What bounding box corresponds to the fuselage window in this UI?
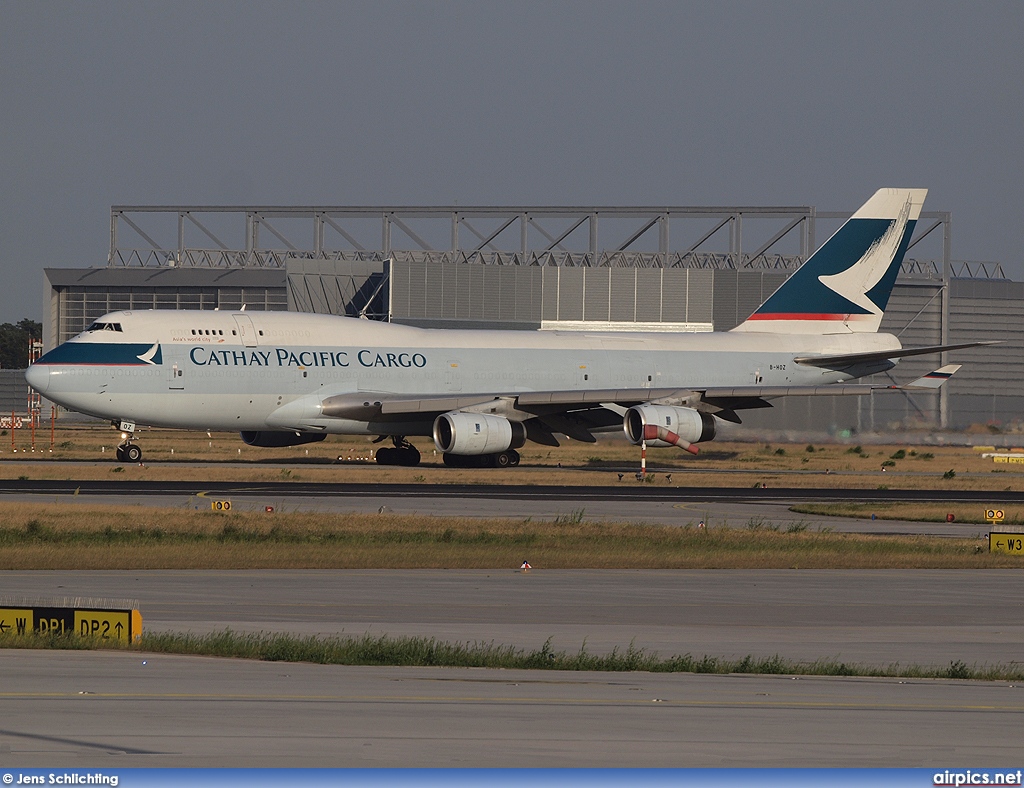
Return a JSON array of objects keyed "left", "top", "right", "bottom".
[{"left": 191, "top": 330, "right": 196, "bottom": 335}]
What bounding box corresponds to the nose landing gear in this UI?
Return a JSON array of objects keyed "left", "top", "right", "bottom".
[
  {"left": 113, "top": 420, "right": 143, "bottom": 463},
  {"left": 117, "top": 442, "right": 143, "bottom": 463}
]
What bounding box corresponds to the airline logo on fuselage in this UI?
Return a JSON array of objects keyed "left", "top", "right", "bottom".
[
  {"left": 36, "top": 342, "right": 163, "bottom": 366},
  {"left": 188, "top": 346, "right": 427, "bottom": 369}
]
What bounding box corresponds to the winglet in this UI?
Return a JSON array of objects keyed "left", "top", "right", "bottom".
[{"left": 894, "top": 364, "right": 962, "bottom": 390}]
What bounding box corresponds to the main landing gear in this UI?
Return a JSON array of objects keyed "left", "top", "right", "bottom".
[
  {"left": 374, "top": 436, "right": 422, "bottom": 467},
  {"left": 113, "top": 420, "right": 143, "bottom": 463},
  {"left": 442, "top": 449, "right": 520, "bottom": 468}
]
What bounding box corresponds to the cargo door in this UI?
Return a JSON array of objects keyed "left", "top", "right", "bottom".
[
  {"left": 168, "top": 362, "right": 185, "bottom": 391},
  {"left": 233, "top": 314, "right": 259, "bottom": 348}
]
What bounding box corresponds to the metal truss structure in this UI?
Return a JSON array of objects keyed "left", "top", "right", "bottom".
[{"left": 108, "top": 204, "right": 997, "bottom": 280}]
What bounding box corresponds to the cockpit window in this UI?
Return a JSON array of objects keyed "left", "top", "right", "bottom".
[{"left": 86, "top": 322, "right": 123, "bottom": 332}]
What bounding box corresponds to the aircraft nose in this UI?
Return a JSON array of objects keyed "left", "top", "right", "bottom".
[{"left": 25, "top": 363, "right": 50, "bottom": 394}]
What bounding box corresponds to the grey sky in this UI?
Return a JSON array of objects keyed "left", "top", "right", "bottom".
[{"left": 2, "top": 1, "right": 1022, "bottom": 321}]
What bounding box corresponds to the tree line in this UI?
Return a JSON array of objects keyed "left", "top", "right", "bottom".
[{"left": 0, "top": 319, "right": 42, "bottom": 369}]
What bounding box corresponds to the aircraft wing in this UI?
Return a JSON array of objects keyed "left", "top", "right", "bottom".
[
  {"left": 321, "top": 365, "right": 962, "bottom": 427},
  {"left": 324, "top": 387, "right": 724, "bottom": 420},
  {"left": 793, "top": 341, "right": 997, "bottom": 369},
  {"left": 321, "top": 387, "right": 695, "bottom": 419}
]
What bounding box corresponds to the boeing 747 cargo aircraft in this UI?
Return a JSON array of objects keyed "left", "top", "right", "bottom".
[{"left": 27, "top": 188, "right": 983, "bottom": 467}]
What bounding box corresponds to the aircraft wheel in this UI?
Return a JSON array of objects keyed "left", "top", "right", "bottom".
[
  {"left": 124, "top": 444, "right": 143, "bottom": 463},
  {"left": 399, "top": 447, "right": 421, "bottom": 467},
  {"left": 508, "top": 450, "right": 520, "bottom": 467},
  {"left": 115, "top": 446, "right": 126, "bottom": 462},
  {"left": 375, "top": 447, "right": 395, "bottom": 465},
  {"left": 493, "top": 451, "right": 512, "bottom": 468}
]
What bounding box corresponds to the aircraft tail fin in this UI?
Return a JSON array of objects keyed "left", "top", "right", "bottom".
[{"left": 731, "top": 188, "right": 927, "bottom": 334}]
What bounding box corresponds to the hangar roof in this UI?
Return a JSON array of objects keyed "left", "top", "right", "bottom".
[{"left": 44, "top": 267, "right": 286, "bottom": 288}]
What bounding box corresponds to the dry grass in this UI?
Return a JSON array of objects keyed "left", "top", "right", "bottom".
[
  {"left": 3, "top": 425, "right": 1024, "bottom": 491},
  {"left": 0, "top": 501, "right": 1014, "bottom": 570},
  {"left": 792, "top": 501, "right": 1024, "bottom": 525}
]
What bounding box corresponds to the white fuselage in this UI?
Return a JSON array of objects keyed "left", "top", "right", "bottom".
[{"left": 28, "top": 310, "right": 901, "bottom": 434}]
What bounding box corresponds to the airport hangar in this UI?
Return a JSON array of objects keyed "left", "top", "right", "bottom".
[{"left": 33, "top": 202, "right": 1024, "bottom": 436}]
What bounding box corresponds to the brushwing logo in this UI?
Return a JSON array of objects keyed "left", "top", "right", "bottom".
[
  {"left": 817, "top": 193, "right": 913, "bottom": 319},
  {"left": 136, "top": 343, "right": 162, "bottom": 365}
]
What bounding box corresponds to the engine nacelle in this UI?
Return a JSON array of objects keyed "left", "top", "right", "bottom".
[
  {"left": 623, "top": 405, "right": 716, "bottom": 454},
  {"left": 433, "top": 411, "right": 526, "bottom": 455},
  {"left": 240, "top": 431, "right": 327, "bottom": 448}
]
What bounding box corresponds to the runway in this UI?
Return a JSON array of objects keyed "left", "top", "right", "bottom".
[
  {"left": 5, "top": 478, "right": 1024, "bottom": 503},
  {"left": 4, "top": 651, "right": 1023, "bottom": 767},
  {"left": 0, "top": 479, "right": 1012, "bottom": 536},
  {"left": 3, "top": 480, "right": 1022, "bottom": 766},
  {"left": 4, "top": 569, "right": 1023, "bottom": 663},
  {"left": 2, "top": 570, "right": 1023, "bottom": 766}
]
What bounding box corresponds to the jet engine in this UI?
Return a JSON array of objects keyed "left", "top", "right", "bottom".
[
  {"left": 240, "top": 431, "right": 327, "bottom": 448},
  {"left": 623, "top": 405, "right": 716, "bottom": 454},
  {"left": 433, "top": 411, "right": 526, "bottom": 455}
]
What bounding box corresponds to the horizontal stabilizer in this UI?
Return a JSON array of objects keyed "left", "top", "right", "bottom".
[
  {"left": 794, "top": 341, "right": 998, "bottom": 369},
  {"left": 892, "top": 364, "right": 962, "bottom": 390}
]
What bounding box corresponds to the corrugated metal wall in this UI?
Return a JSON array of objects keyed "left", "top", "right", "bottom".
[
  {"left": 0, "top": 370, "right": 27, "bottom": 413},
  {"left": 947, "top": 279, "right": 1024, "bottom": 426},
  {"left": 385, "top": 260, "right": 740, "bottom": 327},
  {"left": 289, "top": 257, "right": 1020, "bottom": 431}
]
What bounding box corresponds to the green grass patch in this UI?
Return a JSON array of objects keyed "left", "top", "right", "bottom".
[{"left": 3, "top": 629, "right": 1020, "bottom": 681}]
